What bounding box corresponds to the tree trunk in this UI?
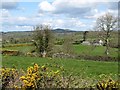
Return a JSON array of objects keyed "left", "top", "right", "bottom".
[
  {"left": 105, "top": 38, "right": 109, "bottom": 55},
  {"left": 42, "top": 51, "right": 46, "bottom": 58}
]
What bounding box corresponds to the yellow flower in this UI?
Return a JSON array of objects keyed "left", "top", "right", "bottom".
[
  {"left": 54, "top": 70, "right": 60, "bottom": 75},
  {"left": 20, "top": 76, "right": 26, "bottom": 80},
  {"left": 23, "top": 80, "right": 29, "bottom": 84},
  {"left": 41, "top": 65, "right": 45, "bottom": 69},
  {"left": 31, "top": 76, "right": 35, "bottom": 81},
  {"left": 26, "top": 76, "right": 31, "bottom": 80},
  {"left": 27, "top": 82, "right": 33, "bottom": 87},
  {"left": 34, "top": 64, "right": 39, "bottom": 72},
  {"left": 27, "top": 67, "right": 33, "bottom": 74},
  {"left": 32, "top": 73, "right": 37, "bottom": 78},
  {"left": 104, "top": 83, "right": 107, "bottom": 88}
]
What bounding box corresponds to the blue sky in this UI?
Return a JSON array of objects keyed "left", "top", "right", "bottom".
[{"left": 1, "top": 0, "right": 118, "bottom": 32}]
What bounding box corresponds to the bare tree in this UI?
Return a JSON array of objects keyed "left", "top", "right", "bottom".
[{"left": 95, "top": 12, "right": 117, "bottom": 55}]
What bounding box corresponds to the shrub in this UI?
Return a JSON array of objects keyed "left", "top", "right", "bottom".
[
  {"left": 0, "top": 67, "right": 19, "bottom": 88},
  {"left": 1, "top": 64, "right": 119, "bottom": 89},
  {"left": 20, "top": 64, "right": 40, "bottom": 88},
  {"left": 97, "top": 79, "right": 120, "bottom": 90}
]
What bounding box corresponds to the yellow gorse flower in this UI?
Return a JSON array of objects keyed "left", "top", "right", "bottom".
[
  {"left": 27, "top": 67, "right": 33, "bottom": 74},
  {"left": 1, "top": 64, "right": 119, "bottom": 89},
  {"left": 20, "top": 76, "right": 26, "bottom": 80},
  {"left": 97, "top": 79, "right": 120, "bottom": 89},
  {"left": 34, "top": 64, "right": 39, "bottom": 72},
  {"left": 20, "top": 64, "right": 40, "bottom": 88}
]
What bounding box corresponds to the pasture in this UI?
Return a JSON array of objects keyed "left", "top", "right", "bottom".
[
  {"left": 2, "top": 55, "right": 118, "bottom": 79},
  {"left": 2, "top": 41, "right": 118, "bottom": 79},
  {"left": 2, "top": 44, "right": 118, "bottom": 58}
]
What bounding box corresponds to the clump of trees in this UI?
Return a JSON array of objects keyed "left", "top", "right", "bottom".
[
  {"left": 33, "top": 25, "right": 54, "bottom": 57},
  {"left": 95, "top": 12, "right": 117, "bottom": 55}
]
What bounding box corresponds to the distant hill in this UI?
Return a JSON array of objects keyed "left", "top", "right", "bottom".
[
  {"left": 2, "top": 28, "right": 80, "bottom": 40},
  {"left": 2, "top": 28, "right": 79, "bottom": 35},
  {"left": 53, "top": 28, "right": 78, "bottom": 33}
]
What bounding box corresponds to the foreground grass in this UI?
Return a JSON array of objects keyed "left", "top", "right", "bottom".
[{"left": 2, "top": 55, "right": 118, "bottom": 78}]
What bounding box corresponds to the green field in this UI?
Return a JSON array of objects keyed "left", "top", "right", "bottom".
[
  {"left": 2, "top": 43, "right": 118, "bottom": 80},
  {"left": 2, "top": 55, "right": 118, "bottom": 78},
  {"left": 2, "top": 44, "right": 118, "bottom": 57},
  {"left": 73, "top": 45, "right": 118, "bottom": 57}
]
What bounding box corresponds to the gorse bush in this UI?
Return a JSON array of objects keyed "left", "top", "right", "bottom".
[
  {"left": 0, "top": 67, "right": 20, "bottom": 88},
  {"left": 0, "top": 64, "right": 119, "bottom": 89},
  {"left": 97, "top": 79, "right": 119, "bottom": 90},
  {"left": 20, "top": 64, "right": 40, "bottom": 88}
]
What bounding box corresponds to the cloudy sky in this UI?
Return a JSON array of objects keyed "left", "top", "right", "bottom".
[{"left": 1, "top": 0, "right": 119, "bottom": 32}]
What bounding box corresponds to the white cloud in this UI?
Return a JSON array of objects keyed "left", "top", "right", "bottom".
[
  {"left": 1, "top": 9, "right": 10, "bottom": 17},
  {"left": 38, "top": 0, "right": 95, "bottom": 17},
  {"left": 1, "top": 0, "right": 18, "bottom": 2},
  {"left": 39, "top": 1, "right": 55, "bottom": 12},
  {"left": 17, "top": 16, "right": 28, "bottom": 21},
  {"left": 2, "top": 13, "right": 86, "bottom": 31},
  {"left": 107, "top": 9, "right": 118, "bottom": 16},
  {"left": 85, "top": 9, "right": 118, "bottom": 19},
  {"left": 2, "top": 0, "right": 119, "bottom": 31},
  {"left": 2, "top": 24, "right": 33, "bottom": 31},
  {"left": 53, "top": 0, "right": 96, "bottom": 8},
  {"left": 15, "top": 25, "right": 32, "bottom": 30},
  {"left": 38, "top": 0, "right": 118, "bottom": 18},
  {"left": 2, "top": 16, "right": 31, "bottom": 27},
  {"left": 50, "top": 18, "right": 86, "bottom": 30},
  {"left": 2, "top": 0, "right": 118, "bottom": 2},
  {"left": 108, "top": 2, "right": 118, "bottom": 10}
]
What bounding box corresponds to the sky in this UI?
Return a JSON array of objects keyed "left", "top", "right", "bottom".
[{"left": 0, "top": 0, "right": 119, "bottom": 32}]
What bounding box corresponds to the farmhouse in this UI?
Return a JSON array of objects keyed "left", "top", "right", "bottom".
[
  {"left": 92, "top": 40, "right": 103, "bottom": 46},
  {"left": 81, "top": 41, "right": 91, "bottom": 45}
]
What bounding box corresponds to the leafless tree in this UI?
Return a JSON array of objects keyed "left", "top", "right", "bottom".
[{"left": 95, "top": 12, "right": 117, "bottom": 55}]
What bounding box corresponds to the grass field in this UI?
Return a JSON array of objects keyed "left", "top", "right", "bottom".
[
  {"left": 2, "top": 44, "right": 118, "bottom": 57},
  {"left": 2, "top": 55, "right": 118, "bottom": 79},
  {"left": 73, "top": 45, "right": 118, "bottom": 57},
  {"left": 2, "top": 44, "right": 118, "bottom": 80}
]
